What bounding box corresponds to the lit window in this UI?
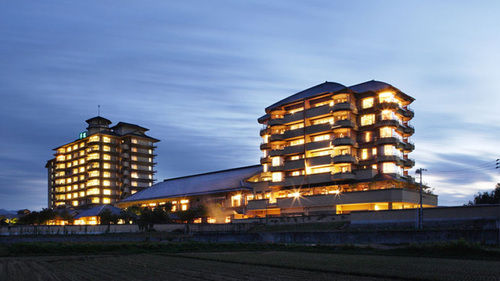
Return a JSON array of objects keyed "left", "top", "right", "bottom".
[
  {"left": 87, "top": 188, "right": 100, "bottom": 195},
  {"left": 103, "top": 137, "right": 111, "bottom": 143},
  {"left": 92, "top": 197, "right": 100, "bottom": 204},
  {"left": 87, "top": 179, "right": 100, "bottom": 187},
  {"left": 311, "top": 167, "right": 331, "bottom": 174},
  {"left": 131, "top": 138, "right": 138, "bottom": 144},
  {"left": 131, "top": 156, "right": 137, "bottom": 161},
  {"left": 231, "top": 194, "right": 242, "bottom": 207},
  {"left": 79, "top": 159, "right": 85, "bottom": 164},
  {"left": 381, "top": 110, "right": 394, "bottom": 120},
  {"left": 290, "top": 155, "right": 301, "bottom": 161},
  {"left": 131, "top": 181, "right": 138, "bottom": 187},
  {"left": 103, "top": 145, "right": 110, "bottom": 152},
  {"left": 207, "top": 217, "right": 216, "bottom": 224},
  {"left": 311, "top": 150, "right": 329, "bottom": 157},
  {"left": 288, "top": 107, "right": 304, "bottom": 114},
  {"left": 384, "top": 145, "right": 394, "bottom": 156},
  {"left": 88, "top": 153, "right": 99, "bottom": 160},
  {"left": 79, "top": 191, "right": 85, "bottom": 197},
  {"left": 131, "top": 164, "right": 138, "bottom": 169},
  {"left": 132, "top": 147, "right": 137, "bottom": 152},
  {"left": 289, "top": 123, "right": 304, "bottom": 130},
  {"left": 89, "top": 136, "right": 99, "bottom": 142},
  {"left": 380, "top": 127, "right": 392, "bottom": 138},
  {"left": 103, "top": 198, "right": 111, "bottom": 204},
  {"left": 313, "top": 134, "right": 330, "bottom": 142},
  {"left": 290, "top": 139, "right": 304, "bottom": 146},
  {"left": 291, "top": 170, "right": 304, "bottom": 176},
  {"left": 103, "top": 180, "right": 110, "bottom": 186},
  {"left": 362, "top": 97, "right": 374, "bottom": 109},
  {"left": 103, "top": 172, "right": 110, "bottom": 178},
  {"left": 365, "top": 132, "right": 372, "bottom": 142},
  {"left": 271, "top": 157, "right": 282, "bottom": 167},
  {"left": 103, "top": 154, "right": 111, "bottom": 161},
  {"left": 103, "top": 163, "right": 110, "bottom": 169},
  {"left": 379, "top": 92, "right": 394, "bottom": 103},
  {"left": 372, "top": 148, "right": 377, "bottom": 156},
  {"left": 89, "top": 171, "right": 100, "bottom": 177},
  {"left": 272, "top": 172, "right": 283, "bottom": 182},
  {"left": 360, "top": 114, "right": 375, "bottom": 126},
  {"left": 131, "top": 190, "right": 137, "bottom": 194},
  {"left": 57, "top": 148, "right": 66, "bottom": 154},
  {"left": 361, "top": 149, "right": 368, "bottom": 160},
  {"left": 131, "top": 172, "right": 138, "bottom": 178},
  {"left": 312, "top": 117, "right": 334, "bottom": 125},
  {"left": 72, "top": 201, "right": 78, "bottom": 206}
]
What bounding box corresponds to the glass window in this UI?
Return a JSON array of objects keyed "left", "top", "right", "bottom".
[
  {"left": 362, "top": 97, "right": 374, "bottom": 109},
  {"left": 380, "top": 127, "right": 392, "bottom": 138},
  {"left": 272, "top": 172, "right": 283, "bottom": 182},
  {"left": 360, "top": 114, "right": 375, "bottom": 126}
]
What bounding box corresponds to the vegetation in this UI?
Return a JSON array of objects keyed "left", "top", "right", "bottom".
[
  {"left": 1, "top": 242, "right": 500, "bottom": 281},
  {"left": 468, "top": 183, "right": 500, "bottom": 205}
]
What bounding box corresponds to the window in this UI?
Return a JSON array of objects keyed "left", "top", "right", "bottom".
[
  {"left": 312, "top": 117, "right": 334, "bottom": 125},
  {"left": 380, "top": 127, "right": 392, "bottom": 138},
  {"left": 310, "top": 150, "right": 329, "bottom": 157},
  {"left": 291, "top": 170, "right": 304, "bottom": 176},
  {"left": 289, "top": 123, "right": 304, "bottom": 130},
  {"left": 132, "top": 147, "right": 137, "bottom": 152},
  {"left": 290, "top": 155, "right": 302, "bottom": 161},
  {"left": 87, "top": 188, "right": 100, "bottom": 195},
  {"left": 372, "top": 148, "right": 377, "bottom": 156},
  {"left": 131, "top": 138, "right": 138, "bottom": 144},
  {"left": 89, "top": 171, "right": 99, "bottom": 177},
  {"left": 311, "top": 167, "right": 331, "bottom": 174},
  {"left": 91, "top": 197, "right": 100, "bottom": 204},
  {"left": 79, "top": 159, "right": 85, "bottom": 164},
  {"left": 103, "top": 180, "right": 110, "bottom": 186},
  {"left": 231, "top": 195, "right": 242, "bottom": 207},
  {"left": 365, "top": 131, "right": 372, "bottom": 142},
  {"left": 88, "top": 153, "right": 99, "bottom": 160},
  {"left": 131, "top": 172, "right": 138, "bottom": 178},
  {"left": 290, "top": 139, "right": 304, "bottom": 146},
  {"left": 103, "top": 198, "right": 111, "bottom": 204},
  {"left": 103, "top": 145, "right": 110, "bottom": 152},
  {"left": 360, "top": 114, "right": 375, "bottom": 126},
  {"left": 272, "top": 172, "right": 283, "bottom": 182},
  {"left": 288, "top": 107, "right": 304, "bottom": 114},
  {"left": 361, "top": 149, "right": 368, "bottom": 160},
  {"left": 180, "top": 199, "right": 189, "bottom": 211},
  {"left": 384, "top": 145, "right": 394, "bottom": 156},
  {"left": 313, "top": 134, "right": 330, "bottom": 142},
  {"left": 362, "top": 97, "right": 374, "bottom": 109},
  {"left": 89, "top": 135, "right": 99, "bottom": 142},
  {"left": 381, "top": 110, "right": 394, "bottom": 120},
  {"left": 103, "top": 154, "right": 111, "bottom": 161},
  {"left": 103, "top": 136, "right": 111, "bottom": 143},
  {"left": 103, "top": 172, "right": 110, "bottom": 178},
  {"left": 379, "top": 92, "right": 395, "bottom": 103}
]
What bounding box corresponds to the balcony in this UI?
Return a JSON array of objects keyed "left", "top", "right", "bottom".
[
  {"left": 332, "top": 137, "right": 357, "bottom": 147},
  {"left": 375, "top": 137, "right": 400, "bottom": 146},
  {"left": 376, "top": 155, "right": 400, "bottom": 163},
  {"left": 284, "top": 159, "right": 305, "bottom": 170},
  {"left": 306, "top": 140, "right": 330, "bottom": 151},
  {"left": 269, "top": 134, "right": 285, "bottom": 142},
  {"left": 260, "top": 157, "right": 272, "bottom": 165},
  {"left": 283, "top": 128, "right": 304, "bottom": 140},
  {"left": 268, "top": 149, "right": 284, "bottom": 157},
  {"left": 402, "top": 108, "right": 414, "bottom": 118},
  {"left": 333, "top": 119, "right": 356, "bottom": 129},
  {"left": 268, "top": 118, "right": 284, "bottom": 126},
  {"left": 246, "top": 199, "right": 270, "bottom": 210},
  {"left": 269, "top": 165, "right": 284, "bottom": 172},
  {"left": 402, "top": 142, "right": 415, "bottom": 151},
  {"left": 355, "top": 169, "right": 378, "bottom": 181},
  {"left": 307, "top": 173, "right": 332, "bottom": 184},
  {"left": 403, "top": 124, "right": 415, "bottom": 134},
  {"left": 305, "top": 104, "right": 330, "bottom": 119},
  {"left": 283, "top": 112, "right": 304, "bottom": 124},
  {"left": 284, "top": 176, "right": 306, "bottom": 187},
  {"left": 283, "top": 145, "right": 304, "bottom": 155},
  {"left": 403, "top": 157, "right": 415, "bottom": 167},
  {"left": 332, "top": 102, "right": 357, "bottom": 114},
  {"left": 332, "top": 172, "right": 356, "bottom": 181},
  {"left": 332, "top": 154, "right": 358, "bottom": 164},
  {"left": 260, "top": 143, "right": 271, "bottom": 150},
  {"left": 305, "top": 123, "right": 332, "bottom": 135},
  {"left": 306, "top": 155, "right": 331, "bottom": 167},
  {"left": 375, "top": 119, "right": 400, "bottom": 128},
  {"left": 260, "top": 127, "right": 271, "bottom": 136}
]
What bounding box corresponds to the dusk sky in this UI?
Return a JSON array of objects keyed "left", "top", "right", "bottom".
[{"left": 1, "top": 1, "right": 499, "bottom": 211}]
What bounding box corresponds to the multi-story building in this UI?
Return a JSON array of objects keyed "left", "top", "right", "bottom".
[
  {"left": 46, "top": 116, "right": 159, "bottom": 209},
  {"left": 245, "top": 80, "right": 436, "bottom": 216},
  {"left": 118, "top": 80, "right": 437, "bottom": 221}
]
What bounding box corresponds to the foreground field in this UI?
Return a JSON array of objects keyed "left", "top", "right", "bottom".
[{"left": 1, "top": 251, "right": 500, "bottom": 281}]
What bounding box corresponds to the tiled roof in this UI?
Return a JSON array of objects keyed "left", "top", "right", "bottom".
[
  {"left": 74, "top": 204, "right": 122, "bottom": 219},
  {"left": 265, "top": 82, "right": 346, "bottom": 112},
  {"left": 120, "top": 165, "right": 262, "bottom": 203}
]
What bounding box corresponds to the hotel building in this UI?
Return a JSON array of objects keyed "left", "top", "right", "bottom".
[
  {"left": 245, "top": 80, "right": 436, "bottom": 216},
  {"left": 118, "top": 80, "right": 437, "bottom": 222},
  {"left": 46, "top": 116, "right": 159, "bottom": 209}
]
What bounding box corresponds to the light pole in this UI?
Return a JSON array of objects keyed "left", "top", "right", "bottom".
[{"left": 415, "top": 168, "right": 427, "bottom": 229}]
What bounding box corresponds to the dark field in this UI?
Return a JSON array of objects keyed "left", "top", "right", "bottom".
[{"left": 2, "top": 251, "right": 500, "bottom": 281}]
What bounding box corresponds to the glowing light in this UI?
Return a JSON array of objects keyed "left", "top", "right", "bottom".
[{"left": 292, "top": 192, "right": 300, "bottom": 198}]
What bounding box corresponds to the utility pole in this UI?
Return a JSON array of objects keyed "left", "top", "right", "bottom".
[{"left": 415, "top": 168, "right": 427, "bottom": 229}]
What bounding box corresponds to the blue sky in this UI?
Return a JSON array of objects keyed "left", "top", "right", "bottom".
[{"left": 1, "top": 1, "right": 499, "bottom": 210}]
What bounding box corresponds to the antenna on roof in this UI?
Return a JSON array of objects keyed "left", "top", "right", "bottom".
[{"left": 98, "top": 105, "right": 101, "bottom": 117}]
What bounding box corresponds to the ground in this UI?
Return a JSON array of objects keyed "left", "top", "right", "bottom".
[{"left": 1, "top": 251, "right": 500, "bottom": 281}]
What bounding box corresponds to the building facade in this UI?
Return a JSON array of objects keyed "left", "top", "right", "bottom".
[
  {"left": 245, "top": 80, "right": 436, "bottom": 216},
  {"left": 47, "top": 116, "right": 159, "bottom": 209},
  {"left": 116, "top": 80, "right": 437, "bottom": 222}
]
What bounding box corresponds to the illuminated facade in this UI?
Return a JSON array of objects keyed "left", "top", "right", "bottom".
[
  {"left": 46, "top": 116, "right": 159, "bottom": 209},
  {"left": 246, "top": 80, "right": 437, "bottom": 216}
]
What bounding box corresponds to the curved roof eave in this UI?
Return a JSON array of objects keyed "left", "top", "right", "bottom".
[
  {"left": 349, "top": 80, "right": 415, "bottom": 102},
  {"left": 265, "top": 82, "right": 347, "bottom": 113}
]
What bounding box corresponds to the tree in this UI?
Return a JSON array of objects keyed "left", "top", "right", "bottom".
[
  {"left": 468, "top": 183, "right": 500, "bottom": 205},
  {"left": 99, "top": 209, "right": 120, "bottom": 225}
]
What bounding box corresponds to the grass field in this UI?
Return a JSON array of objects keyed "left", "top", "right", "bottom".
[{"left": 1, "top": 241, "right": 500, "bottom": 280}]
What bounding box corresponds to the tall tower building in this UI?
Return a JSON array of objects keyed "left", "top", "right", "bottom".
[
  {"left": 46, "top": 116, "right": 159, "bottom": 209},
  {"left": 252, "top": 80, "right": 429, "bottom": 215}
]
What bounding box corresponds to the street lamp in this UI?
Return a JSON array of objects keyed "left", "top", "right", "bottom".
[{"left": 415, "top": 168, "right": 427, "bottom": 229}]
